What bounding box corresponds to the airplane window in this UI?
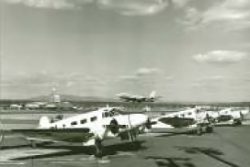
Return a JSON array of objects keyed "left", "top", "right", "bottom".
[
  {"left": 80, "top": 119, "right": 87, "bottom": 124},
  {"left": 71, "top": 121, "right": 77, "bottom": 126},
  {"left": 91, "top": 116, "right": 97, "bottom": 122},
  {"left": 188, "top": 112, "right": 192, "bottom": 115}
]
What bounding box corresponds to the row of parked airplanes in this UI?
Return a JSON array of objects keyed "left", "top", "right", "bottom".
[{"left": 0, "top": 91, "right": 249, "bottom": 157}]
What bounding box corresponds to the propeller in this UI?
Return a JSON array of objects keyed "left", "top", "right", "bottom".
[
  {"left": 145, "top": 118, "right": 156, "bottom": 129},
  {"left": 205, "top": 113, "right": 215, "bottom": 124},
  {"left": 240, "top": 111, "right": 244, "bottom": 121},
  {"left": 109, "top": 119, "right": 119, "bottom": 134}
]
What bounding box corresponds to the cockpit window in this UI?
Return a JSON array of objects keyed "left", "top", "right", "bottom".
[
  {"left": 105, "top": 112, "right": 110, "bottom": 117},
  {"left": 110, "top": 108, "right": 121, "bottom": 116},
  {"left": 102, "top": 112, "right": 110, "bottom": 118},
  {"left": 102, "top": 108, "right": 122, "bottom": 118}
]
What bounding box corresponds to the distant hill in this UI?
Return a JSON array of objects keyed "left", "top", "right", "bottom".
[{"left": 29, "top": 94, "right": 118, "bottom": 102}]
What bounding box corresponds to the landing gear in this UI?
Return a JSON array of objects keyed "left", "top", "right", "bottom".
[
  {"left": 128, "top": 130, "right": 137, "bottom": 142},
  {"left": 205, "top": 125, "right": 214, "bottom": 133},
  {"left": 196, "top": 125, "right": 202, "bottom": 136},
  {"left": 195, "top": 124, "right": 214, "bottom": 135},
  {"left": 94, "top": 138, "right": 103, "bottom": 158},
  {"left": 30, "top": 140, "right": 37, "bottom": 148},
  {"left": 0, "top": 131, "right": 4, "bottom": 149},
  {"left": 0, "top": 121, "right": 4, "bottom": 149},
  {"left": 233, "top": 119, "right": 242, "bottom": 126}
]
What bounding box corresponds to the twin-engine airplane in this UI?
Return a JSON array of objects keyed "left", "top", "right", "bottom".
[
  {"left": 201, "top": 107, "right": 249, "bottom": 126},
  {"left": 0, "top": 106, "right": 218, "bottom": 158},
  {"left": 149, "top": 107, "right": 214, "bottom": 135},
  {"left": 117, "top": 91, "right": 160, "bottom": 103},
  {"left": 0, "top": 106, "right": 150, "bottom": 157}
]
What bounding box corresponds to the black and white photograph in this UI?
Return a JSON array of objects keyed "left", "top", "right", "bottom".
[{"left": 0, "top": 0, "right": 250, "bottom": 166}]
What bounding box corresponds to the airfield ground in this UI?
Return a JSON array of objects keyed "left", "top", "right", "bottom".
[{"left": 0, "top": 112, "right": 250, "bottom": 167}]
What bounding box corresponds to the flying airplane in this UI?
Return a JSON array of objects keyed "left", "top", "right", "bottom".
[
  {"left": 0, "top": 106, "right": 150, "bottom": 157},
  {"left": 117, "top": 91, "right": 159, "bottom": 103},
  {"left": 148, "top": 107, "right": 214, "bottom": 135}
]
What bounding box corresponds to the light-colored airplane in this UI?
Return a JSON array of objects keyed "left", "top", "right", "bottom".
[
  {"left": 0, "top": 106, "right": 150, "bottom": 157},
  {"left": 148, "top": 107, "right": 214, "bottom": 135},
  {"left": 117, "top": 91, "right": 159, "bottom": 103},
  {"left": 203, "top": 107, "right": 250, "bottom": 126}
]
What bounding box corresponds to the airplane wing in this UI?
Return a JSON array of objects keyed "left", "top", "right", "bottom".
[{"left": 4, "top": 128, "right": 93, "bottom": 143}]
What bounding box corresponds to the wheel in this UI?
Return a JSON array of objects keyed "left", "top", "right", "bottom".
[
  {"left": 233, "top": 120, "right": 242, "bottom": 126},
  {"left": 30, "top": 140, "right": 37, "bottom": 148},
  {"left": 205, "top": 125, "right": 214, "bottom": 133},
  {"left": 94, "top": 138, "right": 103, "bottom": 158},
  {"left": 196, "top": 125, "right": 202, "bottom": 136}
]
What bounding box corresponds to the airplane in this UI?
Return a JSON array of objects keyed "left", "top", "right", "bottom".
[
  {"left": 0, "top": 106, "right": 150, "bottom": 157},
  {"left": 148, "top": 107, "right": 214, "bottom": 135},
  {"left": 25, "top": 102, "right": 46, "bottom": 109},
  {"left": 117, "top": 91, "right": 160, "bottom": 103},
  {"left": 203, "top": 107, "right": 250, "bottom": 126}
]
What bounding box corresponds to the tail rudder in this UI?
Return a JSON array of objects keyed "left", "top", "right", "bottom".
[{"left": 149, "top": 91, "right": 156, "bottom": 99}]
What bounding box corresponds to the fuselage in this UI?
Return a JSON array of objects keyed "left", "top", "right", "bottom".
[
  {"left": 39, "top": 107, "right": 148, "bottom": 139},
  {"left": 151, "top": 108, "right": 200, "bottom": 129}
]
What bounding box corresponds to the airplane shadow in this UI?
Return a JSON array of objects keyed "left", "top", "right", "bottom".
[
  {"left": 0, "top": 141, "right": 54, "bottom": 150},
  {"left": 145, "top": 146, "right": 240, "bottom": 167},
  {"left": 145, "top": 156, "right": 196, "bottom": 167},
  {"left": 154, "top": 132, "right": 199, "bottom": 138},
  {"left": 10, "top": 140, "right": 147, "bottom": 161},
  {"left": 176, "top": 146, "right": 239, "bottom": 167}
]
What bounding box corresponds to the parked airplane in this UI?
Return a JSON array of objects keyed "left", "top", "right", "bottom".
[
  {"left": 0, "top": 106, "right": 150, "bottom": 157},
  {"left": 117, "top": 91, "right": 159, "bottom": 103},
  {"left": 203, "top": 107, "right": 249, "bottom": 126},
  {"left": 148, "top": 107, "right": 214, "bottom": 135}
]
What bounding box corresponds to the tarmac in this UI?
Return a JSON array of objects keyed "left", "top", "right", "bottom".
[{"left": 0, "top": 125, "right": 250, "bottom": 167}]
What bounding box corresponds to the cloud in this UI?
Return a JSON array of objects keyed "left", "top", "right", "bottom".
[
  {"left": 1, "top": 72, "right": 106, "bottom": 89},
  {"left": 180, "top": 0, "right": 250, "bottom": 31},
  {"left": 170, "top": 0, "right": 194, "bottom": 8},
  {"left": 119, "top": 68, "right": 162, "bottom": 81},
  {"left": 197, "top": 75, "right": 227, "bottom": 83},
  {"left": 3, "top": 0, "right": 169, "bottom": 15},
  {"left": 193, "top": 50, "right": 247, "bottom": 64},
  {"left": 3, "top": 0, "right": 195, "bottom": 16},
  {"left": 135, "top": 67, "right": 161, "bottom": 75},
  {"left": 1, "top": 72, "right": 111, "bottom": 98},
  {"left": 97, "top": 0, "right": 168, "bottom": 16},
  {"left": 118, "top": 75, "right": 138, "bottom": 81},
  {"left": 2, "top": 0, "right": 79, "bottom": 9}
]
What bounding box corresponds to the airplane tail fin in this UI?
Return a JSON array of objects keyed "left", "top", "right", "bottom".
[
  {"left": 149, "top": 91, "right": 156, "bottom": 99},
  {"left": 39, "top": 116, "right": 51, "bottom": 129}
]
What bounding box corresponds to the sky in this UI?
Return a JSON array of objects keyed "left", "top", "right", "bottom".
[{"left": 0, "top": 0, "right": 250, "bottom": 102}]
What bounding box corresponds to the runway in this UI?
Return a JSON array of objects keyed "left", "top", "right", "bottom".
[{"left": 1, "top": 126, "right": 250, "bottom": 167}]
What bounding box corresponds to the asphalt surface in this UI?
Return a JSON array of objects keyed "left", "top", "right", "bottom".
[{"left": 0, "top": 125, "right": 250, "bottom": 167}]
